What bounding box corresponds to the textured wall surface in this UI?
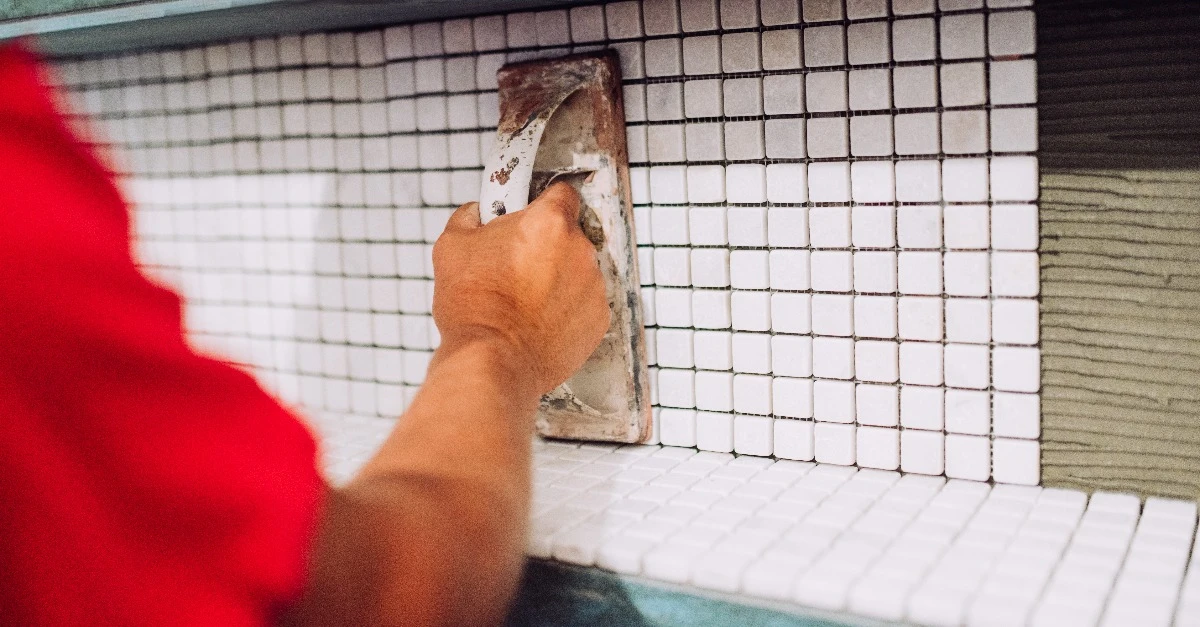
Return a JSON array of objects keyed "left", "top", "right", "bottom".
[{"left": 1038, "top": 0, "right": 1200, "bottom": 500}]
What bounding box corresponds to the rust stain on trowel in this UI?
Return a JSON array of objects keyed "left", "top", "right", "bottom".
[
  {"left": 490, "top": 51, "right": 651, "bottom": 444},
  {"left": 490, "top": 156, "right": 520, "bottom": 185}
]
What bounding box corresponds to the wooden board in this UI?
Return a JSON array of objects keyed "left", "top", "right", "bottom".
[{"left": 1039, "top": 0, "right": 1200, "bottom": 499}]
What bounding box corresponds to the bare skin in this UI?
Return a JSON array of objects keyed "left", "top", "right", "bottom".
[{"left": 282, "top": 182, "right": 609, "bottom": 627}]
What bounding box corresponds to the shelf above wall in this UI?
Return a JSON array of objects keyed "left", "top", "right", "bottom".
[{"left": 0, "top": 0, "right": 588, "bottom": 57}]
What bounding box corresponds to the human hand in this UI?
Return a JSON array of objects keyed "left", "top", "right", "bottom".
[{"left": 431, "top": 182, "right": 610, "bottom": 396}]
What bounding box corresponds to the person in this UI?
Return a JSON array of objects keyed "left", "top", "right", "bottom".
[{"left": 0, "top": 42, "right": 610, "bottom": 625}]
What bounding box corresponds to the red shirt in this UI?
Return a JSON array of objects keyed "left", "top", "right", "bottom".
[{"left": 0, "top": 44, "right": 324, "bottom": 625}]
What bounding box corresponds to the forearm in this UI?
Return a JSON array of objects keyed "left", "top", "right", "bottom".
[{"left": 285, "top": 340, "right": 541, "bottom": 627}]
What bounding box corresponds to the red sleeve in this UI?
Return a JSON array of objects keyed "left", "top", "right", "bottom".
[{"left": 0, "top": 44, "right": 325, "bottom": 626}]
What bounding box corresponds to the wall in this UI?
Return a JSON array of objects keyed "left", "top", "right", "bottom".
[
  {"left": 1038, "top": 0, "right": 1200, "bottom": 500},
  {"left": 52, "top": 0, "right": 1041, "bottom": 484}
]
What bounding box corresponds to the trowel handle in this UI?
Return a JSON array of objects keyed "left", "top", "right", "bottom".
[{"left": 478, "top": 84, "right": 584, "bottom": 225}]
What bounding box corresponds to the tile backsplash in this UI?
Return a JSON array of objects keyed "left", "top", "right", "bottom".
[{"left": 54, "top": 0, "right": 1040, "bottom": 483}]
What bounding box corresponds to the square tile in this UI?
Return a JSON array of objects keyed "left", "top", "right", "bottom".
[
  {"left": 643, "top": 0, "right": 682, "bottom": 35},
  {"left": 852, "top": 206, "right": 896, "bottom": 248},
  {"left": 941, "top": 61, "right": 986, "bottom": 106},
  {"left": 774, "top": 378, "right": 815, "bottom": 420},
  {"left": 893, "top": 18, "right": 936, "bottom": 62},
  {"left": 805, "top": 25, "right": 846, "bottom": 67},
  {"left": 684, "top": 79, "right": 724, "bottom": 117},
  {"left": 812, "top": 294, "right": 854, "bottom": 337},
  {"left": 942, "top": 111, "right": 989, "bottom": 155},
  {"left": 806, "top": 71, "right": 848, "bottom": 112},
  {"left": 774, "top": 420, "right": 815, "bottom": 460},
  {"left": 807, "top": 118, "right": 849, "bottom": 159},
  {"left": 900, "top": 385, "right": 944, "bottom": 430},
  {"left": 892, "top": 65, "right": 938, "bottom": 108},
  {"left": 696, "top": 410, "right": 735, "bottom": 451},
  {"left": 771, "top": 292, "right": 812, "bottom": 334},
  {"left": 772, "top": 335, "right": 813, "bottom": 377},
  {"left": 696, "top": 371, "right": 734, "bottom": 411},
  {"left": 989, "top": 10, "right": 1036, "bottom": 56},
  {"left": 645, "top": 38, "right": 684, "bottom": 76},
  {"left": 733, "top": 333, "right": 772, "bottom": 374},
  {"left": 763, "top": 74, "right": 805, "bottom": 114},
  {"left": 848, "top": 21, "right": 890, "bottom": 65},
  {"left": 723, "top": 77, "right": 764, "bottom": 116},
  {"left": 850, "top": 117, "right": 894, "bottom": 158},
  {"left": 683, "top": 35, "right": 721, "bottom": 75},
  {"left": 765, "top": 119, "right": 807, "bottom": 158},
  {"left": 849, "top": 68, "right": 892, "bottom": 110},
  {"left": 720, "top": 0, "right": 760, "bottom": 28},
  {"left": 724, "top": 121, "right": 766, "bottom": 160},
  {"left": 695, "top": 330, "right": 733, "bottom": 370},
  {"left": 762, "top": 30, "right": 803, "bottom": 70},
  {"left": 857, "top": 426, "right": 899, "bottom": 470},
  {"left": 681, "top": 0, "right": 719, "bottom": 31},
  {"left": 686, "top": 122, "right": 725, "bottom": 161},
  {"left": 815, "top": 423, "right": 857, "bottom": 465},
  {"left": 769, "top": 249, "right": 811, "bottom": 291},
  {"left": 814, "top": 379, "right": 856, "bottom": 423},
  {"left": 722, "top": 32, "right": 762, "bottom": 72},
  {"left": 990, "top": 107, "right": 1039, "bottom": 153}
]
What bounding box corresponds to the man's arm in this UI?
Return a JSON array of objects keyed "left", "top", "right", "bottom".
[{"left": 283, "top": 182, "right": 610, "bottom": 626}]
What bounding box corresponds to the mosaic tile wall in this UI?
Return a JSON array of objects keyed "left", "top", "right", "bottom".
[{"left": 54, "top": 0, "right": 1040, "bottom": 483}]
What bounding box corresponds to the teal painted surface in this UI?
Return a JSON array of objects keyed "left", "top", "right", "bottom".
[{"left": 506, "top": 560, "right": 859, "bottom": 627}]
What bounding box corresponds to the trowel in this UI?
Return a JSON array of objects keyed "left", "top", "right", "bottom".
[{"left": 479, "top": 51, "right": 652, "bottom": 444}]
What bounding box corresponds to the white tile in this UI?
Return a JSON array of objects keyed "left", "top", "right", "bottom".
[
  {"left": 651, "top": 206, "right": 690, "bottom": 246},
  {"left": 691, "top": 249, "right": 731, "bottom": 288},
  {"left": 647, "top": 82, "right": 684, "bottom": 120},
  {"left": 684, "top": 79, "right": 723, "bottom": 118},
  {"left": 848, "top": 21, "right": 890, "bottom": 66},
  {"left": 992, "top": 438, "right": 1040, "bottom": 486},
  {"left": 658, "top": 328, "right": 696, "bottom": 368},
  {"left": 774, "top": 376, "right": 815, "bottom": 419},
  {"left": 650, "top": 165, "right": 689, "bottom": 204},
  {"left": 894, "top": 112, "right": 940, "bottom": 156},
  {"left": 731, "top": 291, "right": 772, "bottom": 331},
  {"left": 807, "top": 162, "right": 852, "bottom": 204},
  {"left": 722, "top": 32, "right": 762, "bottom": 72},
  {"left": 856, "top": 383, "right": 899, "bottom": 427},
  {"left": 643, "top": 0, "right": 681, "bottom": 35},
  {"left": 726, "top": 164, "right": 767, "bottom": 204},
  {"left": 993, "top": 346, "right": 1040, "bottom": 393},
  {"left": 806, "top": 70, "right": 848, "bottom": 112},
  {"left": 940, "top": 13, "right": 985, "bottom": 60},
  {"left": 659, "top": 368, "right": 697, "bottom": 408},
  {"left": 694, "top": 330, "right": 733, "bottom": 371},
  {"left": 896, "top": 204, "right": 942, "bottom": 249},
  {"left": 945, "top": 433, "right": 990, "bottom": 481},
  {"left": 993, "top": 391, "right": 1040, "bottom": 439},
  {"left": 897, "top": 252, "right": 942, "bottom": 295},
  {"left": 661, "top": 407, "right": 699, "bottom": 446},
  {"left": 690, "top": 206, "right": 728, "bottom": 245},
  {"left": 893, "top": 65, "right": 938, "bottom": 108},
  {"left": 989, "top": 10, "right": 1036, "bottom": 56},
  {"left": 992, "top": 299, "right": 1039, "bottom": 345},
  {"left": 991, "top": 107, "right": 1039, "bottom": 153},
  {"left": 846, "top": 71, "right": 891, "bottom": 117},
  {"left": 901, "top": 385, "right": 945, "bottom": 430},
  {"left": 766, "top": 164, "right": 808, "bottom": 204},
  {"left": 687, "top": 165, "right": 727, "bottom": 203},
  {"left": 991, "top": 251, "right": 1039, "bottom": 297},
  {"left": 812, "top": 294, "right": 854, "bottom": 337},
  {"left": 536, "top": 10, "right": 571, "bottom": 47},
  {"left": 895, "top": 161, "right": 941, "bottom": 202},
  {"left": 852, "top": 206, "right": 896, "bottom": 248},
  {"left": 847, "top": 0, "right": 888, "bottom": 18},
  {"left": 851, "top": 161, "right": 896, "bottom": 202},
  {"left": 606, "top": 1, "right": 644, "bottom": 38},
  {"left": 724, "top": 120, "right": 766, "bottom": 160},
  {"left": 944, "top": 298, "right": 990, "bottom": 345},
  {"left": 855, "top": 340, "right": 899, "bottom": 383},
  {"left": 854, "top": 252, "right": 898, "bottom": 294},
  {"left": 901, "top": 430, "right": 945, "bottom": 475},
  {"left": 857, "top": 426, "right": 900, "bottom": 470},
  {"left": 807, "top": 118, "right": 849, "bottom": 159},
  {"left": 774, "top": 419, "right": 815, "bottom": 460},
  {"left": 762, "top": 29, "right": 803, "bottom": 70},
  {"left": 719, "top": 0, "right": 759, "bottom": 28},
  {"left": 656, "top": 288, "right": 694, "bottom": 327},
  {"left": 990, "top": 156, "right": 1039, "bottom": 201},
  {"left": 854, "top": 295, "right": 897, "bottom": 339},
  {"left": 945, "top": 388, "right": 990, "bottom": 435},
  {"left": 944, "top": 205, "right": 989, "bottom": 249},
  {"left": 811, "top": 251, "right": 853, "bottom": 292},
  {"left": 990, "top": 59, "right": 1037, "bottom": 105},
  {"left": 769, "top": 249, "right": 811, "bottom": 291},
  {"left": 942, "top": 112, "right": 989, "bottom": 156},
  {"left": 680, "top": 0, "right": 719, "bottom": 31},
  {"left": 899, "top": 341, "right": 943, "bottom": 386},
  {"left": 686, "top": 34, "right": 720, "bottom": 74},
  {"left": 570, "top": 6, "right": 607, "bottom": 43},
  {"left": 941, "top": 62, "right": 986, "bottom": 107},
  {"left": 648, "top": 124, "right": 685, "bottom": 161},
  {"left": 733, "top": 333, "right": 772, "bottom": 374},
  {"left": 693, "top": 290, "right": 732, "bottom": 329},
  {"left": 944, "top": 343, "right": 990, "bottom": 390},
  {"left": 943, "top": 251, "right": 990, "bottom": 297},
  {"left": 727, "top": 206, "right": 768, "bottom": 247},
  {"left": 730, "top": 250, "right": 770, "bottom": 290},
  {"left": 735, "top": 414, "right": 774, "bottom": 456},
  {"left": 815, "top": 379, "right": 857, "bottom": 423},
  {"left": 696, "top": 371, "right": 734, "bottom": 411},
  {"left": 772, "top": 335, "right": 813, "bottom": 378},
  {"left": 813, "top": 336, "right": 855, "bottom": 380},
  {"left": 897, "top": 295, "right": 940, "bottom": 338},
  {"left": 763, "top": 74, "right": 805, "bottom": 115},
  {"left": 723, "top": 77, "right": 763, "bottom": 116},
  {"left": 850, "top": 116, "right": 895, "bottom": 158},
  {"left": 645, "top": 38, "right": 684, "bottom": 76},
  {"left": 771, "top": 293, "right": 813, "bottom": 334},
  {"left": 803, "top": 0, "right": 843, "bottom": 21},
  {"left": 805, "top": 25, "right": 846, "bottom": 67},
  {"left": 654, "top": 246, "right": 692, "bottom": 286},
  {"left": 893, "top": 18, "right": 936, "bottom": 62},
  {"left": 815, "top": 422, "right": 857, "bottom": 465},
  {"left": 697, "top": 411, "right": 735, "bottom": 452}
]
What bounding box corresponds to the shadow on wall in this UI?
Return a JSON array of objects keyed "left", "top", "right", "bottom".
[{"left": 1037, "top": 0, "right": 1200, "bottom": 499}]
